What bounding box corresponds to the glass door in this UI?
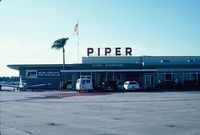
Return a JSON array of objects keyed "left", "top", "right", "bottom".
[{"left": 144, "top": 74, "right": 154, "bottom": 88}]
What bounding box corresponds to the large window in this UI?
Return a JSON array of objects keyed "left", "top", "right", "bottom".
[
  {"left": 173, "top": 71, "right": 179, "bottom": 83},
  {"left": 107, "top": 72, "right": 113, "bottom": 81},
  {"left": 183, "top": 71, "right": 198, "bottom": 81},
  {"left": 157, "top": 72, "right": 164, "bottom": 82},
  {"left": 26, "top": 70, "right": 37, "bottom": 78},
  {"left": 165, "top": 72, "right": 172, "bottom": 81},
  {"left": 191, "top": 71, "right": 197, "bottom": 81},
  {"left": 183, "top": 71, "right": 190, "bottom": 81}
]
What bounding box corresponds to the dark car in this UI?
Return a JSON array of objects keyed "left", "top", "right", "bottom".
[
  {"left": 98, "top": 81, "right": 117, "bottom": 92},
  {"left": 117, "top": 82, "right": 125, "bottom": 92}
]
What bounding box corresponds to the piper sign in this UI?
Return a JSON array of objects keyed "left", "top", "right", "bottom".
[{"left": 87, "top": 47, "right": 132, "bottom": 57}]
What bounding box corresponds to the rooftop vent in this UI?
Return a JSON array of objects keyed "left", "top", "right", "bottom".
[
  {"left": 187, "top": 59, "right": 198, "bottom": 62},
  {"left": 161, "top": 60, "right": 170, "bottom": 63}
]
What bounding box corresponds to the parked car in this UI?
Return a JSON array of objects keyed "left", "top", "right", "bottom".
[
  {"left": 124, "top": 81, "right": 140, "bottom": 91},
  {"left": 76, "top": 78, "right": 93, "bottom": 92},
  {"left": 98, "top": 81, "right": 117, "bottom": 92},
  {"left": 117, "top": 82, "right": 125, "bottom": 92}
]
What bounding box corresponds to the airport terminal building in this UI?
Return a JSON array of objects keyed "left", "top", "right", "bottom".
[{"left": 8, "top": 56, "right": 200, "bottom": 90}]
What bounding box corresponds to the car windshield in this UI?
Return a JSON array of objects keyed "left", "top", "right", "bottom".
[
  {"left": 81, "top": 80, "right": 85, "bottom": 84},
  {"left": 86, "top": 80, "right": 91, "bottom": 83}
]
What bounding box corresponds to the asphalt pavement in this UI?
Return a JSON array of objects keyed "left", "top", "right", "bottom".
[{"left": 1, "top": 91, "right": 200, "bottom": 135}]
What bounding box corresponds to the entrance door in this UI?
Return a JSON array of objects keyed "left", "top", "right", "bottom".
[{"left": 144, "top": 74, "right": 154, "bottom": 88}]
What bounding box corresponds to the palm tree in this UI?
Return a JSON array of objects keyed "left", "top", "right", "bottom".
[{"left": 51, "top": 37, "right": 69, "bottom": 69}]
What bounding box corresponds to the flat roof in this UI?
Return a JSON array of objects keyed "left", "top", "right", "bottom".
[{"left": 8, "top": 63, "right": 200, "bottom": 71}]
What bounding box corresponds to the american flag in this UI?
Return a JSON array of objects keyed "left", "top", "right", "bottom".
[{"left": 73, "top": 23, "right": 78, "bottom": 35}]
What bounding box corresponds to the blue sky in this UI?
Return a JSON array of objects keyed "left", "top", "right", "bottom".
[{"left": 0, "top": 0, "right": 200, "bottom": 76}]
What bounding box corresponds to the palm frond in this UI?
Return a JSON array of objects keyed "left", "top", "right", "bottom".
[{"left": 51, "top": 38, "right": 69, "bottom": 49}]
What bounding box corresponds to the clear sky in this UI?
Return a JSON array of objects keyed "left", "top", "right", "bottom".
[{"left": 0, "top": 0, "right": 200, "bottom": 76}]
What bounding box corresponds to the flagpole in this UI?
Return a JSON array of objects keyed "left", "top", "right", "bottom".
[{"left": 77, "top": 20, "right": 79, "bottom": 63}]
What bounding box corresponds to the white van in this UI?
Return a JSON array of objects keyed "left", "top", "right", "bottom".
[{"left": 76, "top": 76, "right": 93, "bottom": 92}]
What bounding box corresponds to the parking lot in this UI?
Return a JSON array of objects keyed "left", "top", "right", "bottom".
[{"left": 1, "top": 90, "right": 200, "bottom": 135}]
